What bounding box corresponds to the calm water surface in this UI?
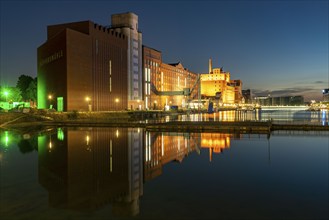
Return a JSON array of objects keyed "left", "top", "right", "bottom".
[
  {"left": 0, "top": 114, "right": 328, "bottom": 219},
  {"left": 168, "top": 109, "right": 329, "bottom": 125}
]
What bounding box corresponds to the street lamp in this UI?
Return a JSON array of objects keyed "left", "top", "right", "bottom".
[
  {"left": 4, "top": 91, "right": 9, "bottom": 102},
  {"left": 48, "top": 94, "right": 53, "bottom": 109},
  {"left": 154, "top": 100, "right": 157, "bottom": 110},
  {"left": 115, "top": 98, "right": 119, "bottom": 111},
  {"left": 85, "top": 96, "right": 91, "bottom": 111}
]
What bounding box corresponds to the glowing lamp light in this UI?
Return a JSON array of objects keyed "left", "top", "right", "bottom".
[
  {"left": 3, "top": 91, "right": 9, "bottom": 102},
  {"left": 115, "top": 98, "right": 119, "bottom": 103},
  {"left": 86, "top": 135, "right": 90, "bottom": 145}
]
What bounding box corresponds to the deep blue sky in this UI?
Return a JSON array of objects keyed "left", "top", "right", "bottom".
[{"left": 1, "top": 0, "right": 328, "bottom": 101}]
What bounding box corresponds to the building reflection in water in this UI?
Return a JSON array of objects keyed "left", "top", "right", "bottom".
[
  {"left": 181, "top": 110, "right": 262, "bottom": 122},
  {"left": 200, "top": 133, "right": 241, "bottom": 161},
  {"left": 38, "top": 127, "right": 143, "bottom": 217},
  {"left": 144, "top": 132, "right": 201, "bottom": 181},
  {"left": 37, "top": 127, "right": 236, "bottom": 216}
]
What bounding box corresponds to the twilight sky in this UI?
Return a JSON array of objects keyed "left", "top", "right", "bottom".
[{"left": 0, "top": 0, "right": 328, "bottom": 101}]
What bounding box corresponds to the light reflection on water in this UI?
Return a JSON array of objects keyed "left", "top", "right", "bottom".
[
  {"left": 174, "top": 109, "right": 329, "bottom": 125},
  {"left": 0, "top": 127, "right": 328, "bottom": 220}
]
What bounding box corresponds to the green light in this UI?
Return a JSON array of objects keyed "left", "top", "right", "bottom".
[
  {"left": 38, "top": 136, "right": 47, "bottom": 153},
  {"left": 37, "top": 72, "right": 47, "bottom": 109},
  {"left": 57, "top": 128, "right": 64, "bottom": 141},
  {"left": 57, "top": 97, "right": 63, "bottom": 112},
  {"left": 1, "top": 131, "right": 10, "bottom": 147},
  {"left": 2, "top": 90, "right": 9, "bottom": 102}
]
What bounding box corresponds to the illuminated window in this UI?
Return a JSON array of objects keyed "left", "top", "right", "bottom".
[
  {"left": 145, "top": 68, "right": 148, "bottom": 81},
  {"left": 148, "top": 68, "right": 151, "bottom": 82}
]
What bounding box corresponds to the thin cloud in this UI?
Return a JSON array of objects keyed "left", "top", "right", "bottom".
[
  {"left": 252, "top": 87, "right": 315, "bottom": 97},
  {"left": 314, "top": 81, "right": 324, "bottom": 84}
]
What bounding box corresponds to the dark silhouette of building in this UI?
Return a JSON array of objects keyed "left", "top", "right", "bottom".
[
  {"left": 254, "top": 95, "right": 304, "bottom": 106},
  {"left": 242, "top": 89, "right": 252, "bottom": 104}
]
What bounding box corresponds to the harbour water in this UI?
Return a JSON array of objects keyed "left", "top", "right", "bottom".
[
  {"left": 165, "top": 109, "right": 329, "bottom": 125},
  {"left": 0, "top": 110, "right": 328, "bottom": 220}
]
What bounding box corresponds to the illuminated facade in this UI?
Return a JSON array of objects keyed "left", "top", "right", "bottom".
[
  {"left": 37, "top": 13, "right": 243, "bottom": 111},
  {"left": 37, "top": 20, "right": 128, "bottom": 111},
  {"left": 143, "top": 46, "right": 199, "bottom": 110},
  {"left": 200, "top": 59, "right": 242, "bottom": 104},
  {"left": 143, "top": 46, "right": 162, "bottom": 110}
]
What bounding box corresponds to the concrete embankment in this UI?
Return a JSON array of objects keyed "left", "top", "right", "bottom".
[
  {"left": 145, "top": 121, "right": 272, "bottom": 133},
  {"left": 1, "top": 112, "right": 329, "bottom": 133},
  {"left": 272, "top": 123, "right": 329, "bottom": 131}
]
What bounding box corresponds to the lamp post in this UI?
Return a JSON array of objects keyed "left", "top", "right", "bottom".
[
  {"left": 85, "top": 97, "right": 91, "bottom": 111},
  {"left": 137, "top": 99, "right": 140, "bottom": 110},
  {"left": 154, "top": 100, "right": 157, "bottom": 110},
  {"left": 48, "top": 95, "right": 53, "bottom": 109},
  {"left": 115, "top": 98, "right": 119, "bottom": 111}
]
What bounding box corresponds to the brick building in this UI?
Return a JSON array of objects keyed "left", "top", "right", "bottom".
[
  {"left": 143, "top": 46, "right": 199, "bottom": 110},
  {"left": 38, "top": 20, "right": 128, "bottom": 111}
]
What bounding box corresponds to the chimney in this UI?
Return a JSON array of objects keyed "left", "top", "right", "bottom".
[{"left": 209, "top": 58, "right": 212, "bottom": 74}]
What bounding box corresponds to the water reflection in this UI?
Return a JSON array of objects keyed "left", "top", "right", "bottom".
[
  {"left": 36, "top": 128, "right": 243, "bottom": 216},
  {"left": 144, "top": 131, "right": 201, "bottom": 181},
  {"left": 201, "top": 133, "right": 241, "bottom": 162},
  {"left": 1, "top": 127, "right": 328, "bottom": 219},
  {"left": 177, "top": 109, "right": 329, "bottom": 125},
  {"left": 38, "top": 128, "right": 143, "bottom": 217}
]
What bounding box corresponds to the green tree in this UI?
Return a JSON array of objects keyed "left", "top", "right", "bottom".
[
  {"left": 16, "top": 75, "right": 34, "bottom": 101},
  {"left": 26, "top": 78, "right": 37, "bottom": 103}
]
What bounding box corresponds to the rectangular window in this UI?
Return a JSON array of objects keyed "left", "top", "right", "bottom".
[
  {"left": 109, "top": 60, "right": 112, "bottom": 92},
  {"left": 110, "top": 78, "right": 112, "bottom": 92},
  {"left": 110, "top": 140, "right": 112, "bottom": 172},
  {"left": 134, "top": 82, "right": 138, "bottom": 89},
  {"left": 145, "top": 68, "right": 148, "bottom": 82},
  {"left": 57, "top": 97, "right": 63, "bottom": 112},
  {"left": 148, "top": 68, "right": 151, "bottom": 82}
]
